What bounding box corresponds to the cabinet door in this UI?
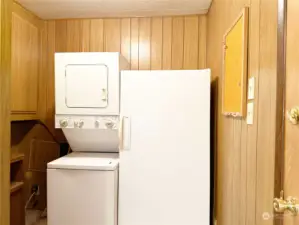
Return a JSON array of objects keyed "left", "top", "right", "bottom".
[{"left": 11, "top": 13, "right": 39, "bottom": 114}]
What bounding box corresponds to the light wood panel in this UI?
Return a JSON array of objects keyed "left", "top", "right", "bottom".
[
  {"left": 90, "top": 19, "right": 104, "bottom": 52},
  {"left": 207, "top": 3, "right": 249, "bottom": 224},
  {"left": 138, "top": 18, "right": 151, "bottom": 70},
  {"left": 245, "top": 1, "right": 260, "bottom": 225},
  {"left": 11, "top": 3, "right": 44, "bottom": 120},
  {"left": 171, "top": 17, "right": 184, "bottom": 69},
  {"left": 45, "top": 15, "right": 207, "bottom": 139},
  {"left": 284, "top": 1, "right": 299, "bottom": 225},
  {"left": 162, "top": 17, "right": 172, "bottom": 69},
  {"left": 130, "top": 18, "right": 139, "bottom": 70},
  {"left": 66, "top": 20, "right": 81, "bottom": 52},
  {"left": 52, "top": 15, "right": 206, "bottom": 69},
  {"left": 198, "top": 16, "right": 207, "bottom": 69},
  {"left": 255, "top": 1, "right": 278, "bottom": 225},
  {"left": 104, "top": 19, "right": 121, "bottom": 52},
  {"left": 183, "top": 16, "right": 199, "bottom": 69},
  {"left": 55, "top": 20, "right": 67, "bottom": 52},
  {"left": 0, "top": 0, "right": 12, "bottom": 224},
  {"left": 207, "top": 1, "right": 278, "bottom": 225},
  {"left": 121, "top": 18, "right": 131, "bottom": 66},
  {"left": 81, "top": 20, "right": 90, "bottom": 52},
  {"left": 151, "top": 17, "right": 162, "bottom": 70}
]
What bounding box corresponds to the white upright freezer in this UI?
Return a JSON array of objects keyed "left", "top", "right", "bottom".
[{"left": 118, "top": 70, "right": 211, "bottom": 225}]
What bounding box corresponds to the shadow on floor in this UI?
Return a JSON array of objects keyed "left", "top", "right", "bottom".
[{"left": 26, "top": 210, "right": 47, "bottom": 225}]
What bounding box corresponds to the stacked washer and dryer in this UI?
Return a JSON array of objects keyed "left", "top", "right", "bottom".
[
  {"left": 47, "top": 52, "right": 211, "bottom": 225},
  {"left": 47, "top": 53, "right": 126, "bottom": 225}
]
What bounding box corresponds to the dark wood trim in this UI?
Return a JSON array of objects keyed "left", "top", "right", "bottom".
[{"left": 274, "top": 0, "right": 287, "bottom": 207}]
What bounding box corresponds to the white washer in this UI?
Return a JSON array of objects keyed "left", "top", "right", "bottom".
[{"left": 47, "top": 152, "right": 119, "bottom": 225}]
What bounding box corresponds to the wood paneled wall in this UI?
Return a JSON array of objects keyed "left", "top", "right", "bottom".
[
  {"left": 51, "top": 16, "right": 206, "bottom": 68},
  {"left": 284, "top": 1, "right": 299, "bottom": 225},
  {"left": 0, "top": 0, "right": 12, "bottom": 224},
  {"left": 207, "top": 1, "right": 277, "bottom": 225},
  {"left": 44, "top": 15, "right": 207, "bottom": 134}
]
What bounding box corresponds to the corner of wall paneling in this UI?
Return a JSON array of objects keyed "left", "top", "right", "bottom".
[
  {"left": 12, "top": 1, "right": 43, "bottom": 28},
  {"left": 38, "top": 20, "right": 48, "bottom": 123},
  {"left": 43, "top": 20, "right": 56, "bottom": 135}
]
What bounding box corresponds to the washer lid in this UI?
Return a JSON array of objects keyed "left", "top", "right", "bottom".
[{"left": 47, "top": 152, "right": 119, "bottom": 171}]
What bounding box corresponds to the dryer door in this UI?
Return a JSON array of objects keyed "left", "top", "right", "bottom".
[
  {"left": 55, "top": 52, "right": 121, "bottom": 116},
  {"left": 65, "top": 64, "right": 108, "bottom": 108}
]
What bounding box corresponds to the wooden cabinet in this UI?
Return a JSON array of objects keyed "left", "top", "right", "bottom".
[
  {"left": 11, "top": 3, "right": 44, "bottom": 121},
  {"left": 11, "top": 14, "right": 38, "bottom": 114}
]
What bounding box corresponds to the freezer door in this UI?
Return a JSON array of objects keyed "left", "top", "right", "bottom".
[{"left": 119, "top": 70, "right": 211, "bottom": 225}]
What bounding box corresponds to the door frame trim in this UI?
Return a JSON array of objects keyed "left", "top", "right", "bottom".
[
  {"left": 0, "top": 0, "right": 12, "bottom": 224},
  {"left": 275, "top": 0, "right": 287, "bottom": 206}
]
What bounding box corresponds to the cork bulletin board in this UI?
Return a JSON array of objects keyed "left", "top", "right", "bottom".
[{"left": 222, "top": 7, "right": 249, "bottom": 117}]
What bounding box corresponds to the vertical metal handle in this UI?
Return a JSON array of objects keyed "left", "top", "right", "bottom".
[
  {"left": 122, "top": 116, "right": 131, "bottom": 150},
  {"left": 119, "top": 116, "right": 124, "bottom": 150},
  {"left": 119, "top": 116, "right": 131, "bottom": 150}
]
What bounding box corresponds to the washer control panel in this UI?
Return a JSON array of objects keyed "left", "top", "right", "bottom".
[{"left": 55, "top": 115, "right": 119, "bottom": 129}]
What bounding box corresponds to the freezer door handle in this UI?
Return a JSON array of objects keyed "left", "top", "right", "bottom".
[
  {"left": 123, "top": 116, "right": 131, "bottom": 150},
  {"left": 119, "top": 116, "right": 131, "bottom": 150}
]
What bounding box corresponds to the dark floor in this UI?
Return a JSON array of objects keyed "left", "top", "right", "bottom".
[{"left": 26, "top": 210, "right": 47, "bottom": 225}]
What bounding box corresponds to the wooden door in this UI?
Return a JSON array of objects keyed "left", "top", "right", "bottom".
[{"left": 281, "top": 0, "right": 299, "bottom": 223}]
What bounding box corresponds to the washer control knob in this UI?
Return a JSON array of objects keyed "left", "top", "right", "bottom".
[
  {"left": 59, "top": 119, "right": 68, "bottom": 128},
  {"left": 105, "top": 121, "right": 115, "bottom": 129},
  {"left": 95, "top": 120, "right": 100, "bottom": 128},
  {"left": 78, "top": 120, "right": 84, "bottom": 128},
  {"left": 74, "top": 120, "right": 84, "bottom": 128}
]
